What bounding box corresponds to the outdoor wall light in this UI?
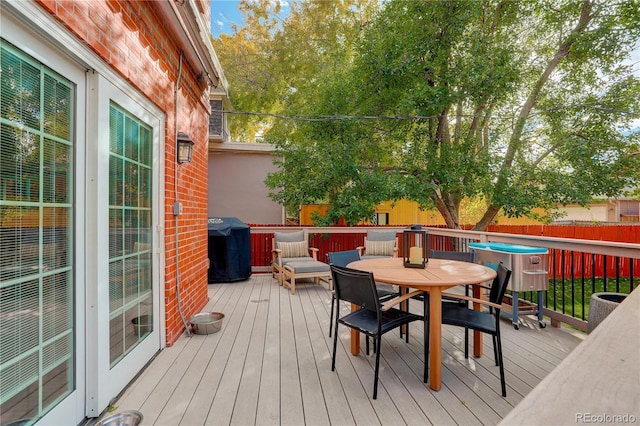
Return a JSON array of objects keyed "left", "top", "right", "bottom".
[{"left": 177, "top": 132, "right": 195, "bottom": 164}]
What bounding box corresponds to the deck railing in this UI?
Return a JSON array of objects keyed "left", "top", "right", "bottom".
[{"left": 246, "top": 225, "right": 639, "bottom": 332}]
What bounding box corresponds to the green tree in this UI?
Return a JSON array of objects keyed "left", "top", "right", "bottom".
[
  {"left": 212, "top": 0, "right": 379, "bottom": 143},
  {"left": 264, "top": 0, "right": 640, "bottom": 229}
]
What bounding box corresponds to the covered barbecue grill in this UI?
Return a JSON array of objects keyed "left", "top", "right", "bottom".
[
  {"left": 207, "top": 217, "right": 251, "bottom": 283},
  {"left": 470, "top": 242, "right": 549, "bottom": 329}
]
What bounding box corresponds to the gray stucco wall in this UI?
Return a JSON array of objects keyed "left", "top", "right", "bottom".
[{"left": 208, "top": 145, "right": 284, "bottom": 224}]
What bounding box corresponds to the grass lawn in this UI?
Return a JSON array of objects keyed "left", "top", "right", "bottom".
[{"left": 512, "top": 277, "right": 634, "bottom": 322}]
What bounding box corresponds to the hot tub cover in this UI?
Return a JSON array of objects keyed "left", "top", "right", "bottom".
[
  {"left": 208, "top": 217, "right": 251, "bottom": 282},
  {"left": 469, "top": 242, "right": 547, "bottom": 254}
]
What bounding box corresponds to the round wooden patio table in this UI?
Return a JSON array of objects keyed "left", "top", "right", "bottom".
[{"left": 347, "top": 257, "right": 497, "bottom": 391}]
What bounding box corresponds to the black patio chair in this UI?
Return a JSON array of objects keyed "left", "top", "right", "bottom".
[
  {"left": 330, "top": 264, "right": 423, "bottom": 399},
  {"left": 432, "top": 262, "right": 512, "bottom": 396},
  {"left": 327, "top": 250, "right": 397, "bottom": 338}
]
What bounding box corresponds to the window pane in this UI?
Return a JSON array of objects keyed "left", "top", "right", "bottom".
[
  {"left": 43, "top": 139, "right": 72, "bottom": 204},
  {"left": 109, "top": 107, "right": 124, "bottom": 155},
  {"left": 108, "top": 103, "right": 153, "bottom": 367},
  {"left": 124, "top": 163, "right": 137, "bottom": 207},
  {"left": 0, "top": 44, "right": 41, "bottom": 130},
  {"left": 109, "top": 208, "right": 123, "bottom": 258},
  {"left": 42, "top": 207, "right": 71, "bottom": 269},
  {"left": 1, "top": 123, "right": 40, "bottom": 203},
  {"left": 139, "top": 126, "right": 151, "bottom": 167},
  {"left": 124, "top": 116, "right": 139, "bottom": 162},
  {"left": 43, "top": 74, "right": 72, "bottom": 140},
  {"left": 109, "top": 156, "right": 123, "bottom": 206}
]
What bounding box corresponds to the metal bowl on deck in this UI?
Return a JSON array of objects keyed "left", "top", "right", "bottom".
[
  {"left": 190, "top": 312, "right": 224, "bottom": 335},
  {"left": 94, "top": 410, "right": 143, "bottom": 426}
]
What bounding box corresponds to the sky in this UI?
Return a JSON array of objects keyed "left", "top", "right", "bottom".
[
  {"left": 210, "top": 0, "right": 244, "bottom": 37},
  {"left": 210, "top": 1, "right": 293, "bottom": 37}
]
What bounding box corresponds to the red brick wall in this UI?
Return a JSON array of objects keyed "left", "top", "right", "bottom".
[{"left": 36, "top": 0, "right": 211, "bottom": 346}]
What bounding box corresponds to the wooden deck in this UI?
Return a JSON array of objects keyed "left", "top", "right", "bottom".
[{"left": 111, "top": 274, "right": 584, "bottom": 425}]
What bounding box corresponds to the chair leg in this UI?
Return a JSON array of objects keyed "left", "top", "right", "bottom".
[
  {"left": 290, "top": 275, "right": 296, "bottom": 294},
  {"left": 399, "top": 287, "right": 405, "bottom": 339},
  {"left": 366, "top": 335, "right": 370, "bottom": 355},
  {"left": 403, "top": 290, "right": 409, "bottom": 342},
  {"left": 464, "top": 285, "right": 470, "bottom": 359},
  {"left": 373, "top": 336, "right": 381, "bottom": 400},
  {"left": 329, "top": 294, "right": 335, "bottom": 337},
  {"left": 331, "top": 321, "right": 339, "bottom": 372},
  {"left": 423, "top": 295, "right": 429, "bottom": 383},
  {"left": 464, "top": 327, "right": 469, "bottom": 359},
  {"left": 493, "top": 335, "right": 499, "bottom": 366},
  {"left": 278, "top": 266, "right": 284, "bottom": 285},
  {"left": 496, "top": 330, "right": 506, "bottom": 397}
]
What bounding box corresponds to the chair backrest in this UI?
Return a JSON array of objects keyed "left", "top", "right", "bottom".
[
  {"left": 363, "top": 230, "right": 398, "bottom": 257},
  {"left": 273, "top": 230, "right": 306, "bottom": 244},
  {"left": 272, "top": 230, "right": 310, "bottom": 259},
  {"left": 366, "top": 230, "right": 397, "bottom": 241},
  {"left": 430, "top": 250, "right": 475, "bottom": 263},
  {"left": 489, "top": 263, "right": 512, "bottom": 307},
  {"left": 330, "top": 265, "right": 380, "bottom": 312},
  {"left": 327, "top": 250, "right": 361, "bottom": 267}
]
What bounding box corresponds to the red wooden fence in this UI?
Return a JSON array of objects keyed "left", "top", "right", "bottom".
[
  {"left": 249, "top": 224, "right": 640, "bottom": 278},
  {"left": 486, "top": 224, "right": 640, "bottom": 279}
]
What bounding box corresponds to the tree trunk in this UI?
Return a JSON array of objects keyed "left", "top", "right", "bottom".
[
  {"left": 473, "top": 204, "right": 500, "bottom": 231},
  {"left": 436, "top": 193, "right": 461, "bottom": 229}
]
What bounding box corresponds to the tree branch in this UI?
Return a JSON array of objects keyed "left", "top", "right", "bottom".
[
  {"left": 436, "top": 106, "right": 450, "bottom": 144},
  {"left": 454, "top": 99, "right": 463, "bottom": 144},
  {"left": 478, "top": 0, "right": 595, "bottom": 229}
]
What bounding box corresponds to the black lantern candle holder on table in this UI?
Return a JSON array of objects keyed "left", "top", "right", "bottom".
[{"left": 403, "top": 225, "right": 428, "bottom": 268}]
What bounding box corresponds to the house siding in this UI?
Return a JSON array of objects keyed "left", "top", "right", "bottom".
[{"left": 35, "top": 0, "right": 210, "bottom": 346}]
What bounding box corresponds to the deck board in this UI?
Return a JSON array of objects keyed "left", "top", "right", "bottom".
[
  {"left": 111, "top": 274, "right": 584, "bottom": 425},
  {"left": 303, "top": 286, "right": 356, "bottom": 426},
  {"left": 230, "top": 277, "right": 270, "bottom": 425},
  {"left": 207, "top": 278, "right": 262, "bottom": 425},
  {"left": 254, "top": 279, "right": 282, "bottom": 425}
]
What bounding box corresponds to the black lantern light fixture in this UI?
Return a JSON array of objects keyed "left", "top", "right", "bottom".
[
  {"left": 176, "top": 132, "right": 195, "bottom": 164},
  {"left": 403, "top": 224, "right": 428, "bottom": 268}
]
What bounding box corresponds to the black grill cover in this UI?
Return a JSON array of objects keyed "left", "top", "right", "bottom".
[{"left": 208, "top": 217, "right": 251, "bottom": 282}]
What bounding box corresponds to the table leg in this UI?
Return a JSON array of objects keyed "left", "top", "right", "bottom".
[
  {"left": 429, "top": 288, "right": 442, "bottom": 391},
  {"left": 350, "top": 303, "right": 360, "bottom": 355},
  {"left": 473, "top": 284, "right": 483, "bottom": 357},
  {"left": 401, "top": 286, "right": 408, "bottom": 337}
]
